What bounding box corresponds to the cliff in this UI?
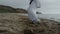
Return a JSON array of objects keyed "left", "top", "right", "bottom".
[{"left": 0, "top": 5, "right": 27, "bottom": 13}]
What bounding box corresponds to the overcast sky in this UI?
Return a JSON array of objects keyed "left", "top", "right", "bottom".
[
  {"left": 0, "top": 0, "right": 29, "bottom": 9},
  {"left": 0, "top": 0, "right": 60, "bottom": 14}
]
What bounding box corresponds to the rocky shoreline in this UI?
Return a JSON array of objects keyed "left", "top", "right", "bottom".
[{"left": 0, "top": 13, "right": 60, "bottom": 34}]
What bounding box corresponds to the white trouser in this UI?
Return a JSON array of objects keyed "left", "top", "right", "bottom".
[{"left": 27, "top": 1, "right": 40, "bottom": 22}]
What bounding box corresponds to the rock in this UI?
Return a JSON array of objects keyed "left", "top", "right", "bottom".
[{"left": 0, "top": 13, "right": 59, "bottom": 34}]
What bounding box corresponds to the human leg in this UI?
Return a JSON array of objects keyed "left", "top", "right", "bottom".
[{"left": 27, "top": 7, "right": 40, "bottom": 24}]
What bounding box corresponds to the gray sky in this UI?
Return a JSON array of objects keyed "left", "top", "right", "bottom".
[
  {"left": 0, "top": 0, "right": 60, "bottom": 14},
  {"left": 0, "top": 0, "right": 29, "bottom": 9}
]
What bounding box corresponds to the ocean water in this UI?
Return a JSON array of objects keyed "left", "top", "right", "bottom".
[
  {"left": 21, "top": 14, "right": 60, "bottom": 20},
  {"left": 38, "top": 14, "right": 60, "bottom": 22},
  {"left": 17, "top": 13, "right": 60, "bottom": 22}
]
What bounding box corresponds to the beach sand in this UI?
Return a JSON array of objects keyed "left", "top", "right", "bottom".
[{"left": 0, "top": 13, "right": 59, "bottom": 34}]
